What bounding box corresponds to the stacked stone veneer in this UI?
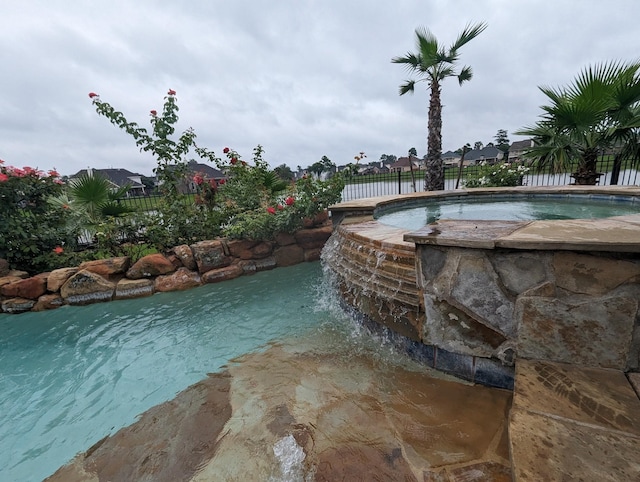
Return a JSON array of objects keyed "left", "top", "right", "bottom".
[{"left": 0, "top": 225, "right": 332, "bottom": 315}]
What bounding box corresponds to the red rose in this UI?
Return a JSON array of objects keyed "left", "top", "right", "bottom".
[
  {"left": 0, "top": 173, "right": 8, "bottom": 182},
  {"left": 285, "top": 196, "right": 295, "bottom": 206},
  {"left": 88, "top": 92, "right": 98, "bottom": 98},
  {"left": 168, "top": 89, "right": 176, "bottom": 95},
  {"left": 241, "top": 161, "right": 247, "bottom": 166},
  {"left": 150, "top": 110, "right": 157, "bottom": 116},
  {"left": 218, "top": 178, "right": 226, "bottom": 185},
  {"left": 223, "top": 147, "right": 230, "bottom": 154},
  {"left": 267, "top": 207, "right": 276, "bottom": 215},
  {"left": 53, "top": 246, "right": 64, "bottom": 254},
  {"left": 277, "top": 204, "right": 284, "bottom": 210},
  {"left": 209, "top": 179, "right": 217, "bottom": 188},
  {"left": 48, "top": 169, "right": 59, "bottom": 178},
  {"left": 193, "top": 174, "right": 203, "bottom": 185},
  {"left": 231, "top": 158, "right": 238, "bottom": 165}
]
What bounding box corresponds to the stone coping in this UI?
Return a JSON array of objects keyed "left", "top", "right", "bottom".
[{"left": 329, "top": 186, "right": 640, "bottom": 253}]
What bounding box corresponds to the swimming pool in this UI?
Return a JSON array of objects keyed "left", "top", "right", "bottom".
[{"left": 2, "top": 261, "right": 513, "bottom": 480}]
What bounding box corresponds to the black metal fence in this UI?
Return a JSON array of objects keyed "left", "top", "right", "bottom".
[
  {"left": 119, "top": 158, "right": 640, "bottom": 210},
  {"left": 340, "top": 158, "right": 640, "bottom": 202}
]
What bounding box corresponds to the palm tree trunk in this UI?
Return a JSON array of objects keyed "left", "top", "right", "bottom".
[{"left": 425, "top": 80, "right": 444, "bottom": 191}]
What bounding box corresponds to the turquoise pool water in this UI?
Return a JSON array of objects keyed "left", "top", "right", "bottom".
[
  {"left": 0, "top": 262, "right": 335, "bottom": 481},
  {"left": 375, "top": 195, "right": 640, "bottom": 231}
]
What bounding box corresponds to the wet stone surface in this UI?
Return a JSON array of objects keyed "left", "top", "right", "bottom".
[{"left": 46, "top": 340, "right": 512, "bottom": 481}]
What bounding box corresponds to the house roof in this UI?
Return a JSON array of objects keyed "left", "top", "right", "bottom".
[
  {"left": 509, "top": 139, "right": 534, "bottom": 151},
  {"left": 70, "top": 168, "right": 146, "bottom": 188},
  {"left": 464, "top": 146, "right": 502, "bottom": 162},
  {"left": 186, "top": 162, "right": 225, "bottom": 179},
  {"left": 390, "top": 156, "right": 420, "bottom": 168},
  {"left": 442, "top": 150, "right": 461, "bottom": 159}
]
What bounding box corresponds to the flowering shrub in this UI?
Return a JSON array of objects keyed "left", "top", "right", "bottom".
[
  {"left": 463, "top": 161, "right": 530, "bottom": 188},
  {"left": 0, "top": 160, "right": 78, "bottom": 272},
  {"left": 89, "top": 90, "right": 344, "bottom": 245}
]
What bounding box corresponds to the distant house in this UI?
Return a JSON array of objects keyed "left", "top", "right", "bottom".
[
  {"left": 70, "top": 168, "right": 148, "bottom": 196},
  {"left": 508, "top": 139, "right": 534, "bottom": 163},
  {"left": 183, "top": 161, "right": 226, "bottom": 193},
  {"left": 441, "top": 150, "right": 462, "bottom": 167},
  {"left": 463, "top": 146, "right": 504, "bottom": 165},
  {"left": 390, "top": 156, "right": 421, "bottom": 173}
]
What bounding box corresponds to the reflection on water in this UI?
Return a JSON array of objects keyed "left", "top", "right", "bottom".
[{"left": 378, "top": 197, "right": 640, "bottom": 231}]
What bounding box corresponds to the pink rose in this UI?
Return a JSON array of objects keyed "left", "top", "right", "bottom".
[
  {"left": 267, "top": 207, "right": 276, "bottom": 215},
  {"left": 168, "top": 89, "right": 176, "bottom": 95},
  {"left": 88, "top": 92, "right": 98, "bottom": 98},
  {"left": 53, "top": 246, "right": 64, "bottom": 254},
  {"left": 150, "top": 110, "right": 157, "bottom": 116}
]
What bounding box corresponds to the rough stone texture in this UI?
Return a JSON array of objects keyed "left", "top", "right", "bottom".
[
  {"left": 60, "top": 270, "right": 115, "bottom": 305},
  {"left": 253, "top": 256, "right": 277, "bottom": 272},
  {"left": 226, "top": 239, "right": 258, "bottom": 260},
  {"left": 201, "top": 264, "right": 243, "bottom": 284},
  {"left": 1, "top": 297, "right": 36, "bottom": 313},
  {"left": 172, "top": 244, "right": 196, "bottom": 270},
  {"left": 516, "top": 293, "right": 637, "bottom": 369},
  {"left": 553, "top": 251, "right": 640, "bottom": 295},
  {"left": 47, "top": 267, "right": 79, "bottom": 292},
  {"left": 0, "top": 276, "right": 47, "bottom": 300},
  {"left": 0, "top": 258, "right": 9, "bottom": 276},
  {"left": 510, "top": 360, "right": 640, "bottom": 481},
  {"left": 450, "top": 254, "right": 515, "bottom": 337},
  {"left": 250, "top": 241, "right": 273, "bottom": 259},
  {"left": 491, "top": 251, "right": 550, "bottom": 295},
  {"left": 303, "top": 247, "right": 323, "bottom": 262},
  {"left": 79, "top": 257, "right": 130, "bottom": 277},
  {"left": 629, "top": 372, "right": 640, "bottom": 398},
  {"left": 7, "top": 270, "right": 29, "bottom": 279},
  {"left": 115, "top": 278, "right": 154, "bottom": 300},
  {"left": 154, "top": 267, "right": 201, "bottom": 292},
  {"left": 33, "top": 293, "right": 65, "bottom": 311},
  {"left": 126, "top": 253, "right": 176, "bottom": 279},
  {"left": 191, "top": 240, "right": 232, "bottom": 273},
  {"left": 274, "top": 232, "right": 296, "bottom": 246},
  {"left": 0, "top": 275, "right": 22, "bottom": 289},
  {"left": 294, "top": 225, "right": 332, "bottom": 249},
  {"left": 273, "top": 244, "right": 304, "bottom": 267}
]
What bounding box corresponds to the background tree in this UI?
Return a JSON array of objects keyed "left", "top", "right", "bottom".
[
  {"left": 473, "top": 141, "right": 484, "bottom": 150},
  {"left": 274, "top": 163, "right": 295, "bottom": 181},
  {"left": 392, "top": 21, "right": 487, "bottom": 191},
  {"left": 408, "top": 147, "right": 418, "bottom": 157},
  {"left": 308, "top": 155, "right": 335, "bottom": 178},
  {"left": 516, "top": 61, "right": 640, "bottom": 184},
  {"left": 494, "top": 129, "right": 510, "bottom": 161},
  {"left": 380, "top": 154, "right": 397, "bottom": 165}
]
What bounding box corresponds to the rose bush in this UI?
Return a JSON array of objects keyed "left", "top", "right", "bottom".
[{"left": 0, "top": 160, "right": 79, "bottom": 273}]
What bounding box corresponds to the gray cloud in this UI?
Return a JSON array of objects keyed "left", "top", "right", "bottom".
[{"left": 2, "top": 0, "right": 640, "bottom": 175}]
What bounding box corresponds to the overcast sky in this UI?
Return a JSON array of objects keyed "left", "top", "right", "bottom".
[{"left": 2, "top": 1, "right": 640, "bottom": 176}]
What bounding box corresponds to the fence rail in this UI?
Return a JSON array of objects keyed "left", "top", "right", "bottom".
[{"left": 119, "top": 158, "right": 640, "bottom": 210}]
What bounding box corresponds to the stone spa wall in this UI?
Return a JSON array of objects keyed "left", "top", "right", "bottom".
[
  {"left": 326, "top": 187, "right": 640, "bottom": 387},
  {"left": 0, "top": 224, "right": 332, "bottom": 315}
]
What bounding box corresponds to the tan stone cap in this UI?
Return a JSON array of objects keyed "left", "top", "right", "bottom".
[{"left": 405, "top": 214, "right": 640, "bottom": 252}]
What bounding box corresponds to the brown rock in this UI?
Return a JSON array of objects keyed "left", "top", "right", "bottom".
[
  {"left": 250, "top": 241, "right": 273, "bottom": 259},
  {"left": 115, "top": 279, "right": 154, "bottom": 300},
  {"left": 60, "top": 270, "right": 115, "bottom": 305},
  {"left": 80, "top": 257, "right": 131, "bottom": 276},
  {"left": 7, "top": 270, "right": 29, "bottom": 279},
  {"left": 202, "top": 265, "right": 244, "bottom": 284},
  {"left": 172, "top": 244, "right": 196, "bottom": 270},
  {"left": 274, "top": 232, "right": 296, "bottom": 246},
  {"left": 294, "top": 225, "right": 332, "bottom": 249},
  {"left": 191, "top": 240, "right": 232, "bottom": 273},
  {"left": 126, "top": 254, "right": 175, "bottom": 279},
  {"left": 0, "top": 276, "right": 47, "bottom": 300},
  {"left": 226, "top": 239, "right": 259, "bottom": 259},
  {"left": 154, "top": 268, "right": 201, "bottom": 292},
  {"left": 303, "top": 247, "right": 323, "bottom": 262},
  {"left": 273, "top": 245, "right": 304, "bottom": 267},
  {"left": 33, "top": 294, "right": 65, "bottom": 311},
  {"left": 1, "top": 297, "right": 36, "bottom": 314},
  {"left": 0, "top": 276, "right": 22, "bottom": 289},
  {"left": 47, "top": 267, "right": 79, "bottom": 292}
]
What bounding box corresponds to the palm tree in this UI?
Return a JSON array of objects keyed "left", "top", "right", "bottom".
[
  {"left": 392, "top": 22, "right": 487, "bottom": 191},
  {"left": 516, "top": 61, "right": 640, "bottom": 185}
]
